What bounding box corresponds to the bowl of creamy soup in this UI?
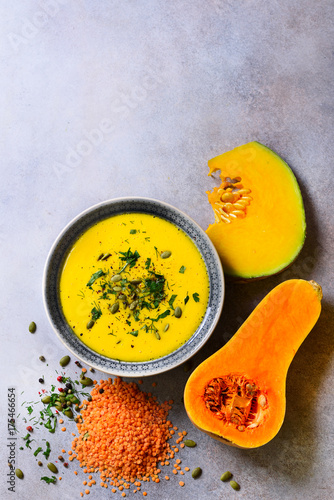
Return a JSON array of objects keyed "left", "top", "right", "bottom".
[{"left": 43, "top": 198, "right": 224, "bottom": 377}]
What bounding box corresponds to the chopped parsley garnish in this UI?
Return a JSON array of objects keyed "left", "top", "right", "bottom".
[
  {"left": 184, "top": 294, "right": 189, "bottom": 305},
  {"left": 119, "top": 248, "right": 140, "bottom": 268},
  {"left": 86, "top": 269, "right": 105, "bottom": 287},
  {"left": 127, "top": 331, "right": 138, "bottom": 337},
  {"left": 91, "top": 302, "right": 102, "bottom": 321},
  {"left": 179, "top": 266, "right": 186, "bottom": 274},
  {"left": 145, "top": 257, "right": 151, "bottom": 269},
  {"left": 130, "top": 229, "right": 137, "bottom": 234},
  {"left": 23, "top": 433, "right": 34, "bottom": 449},
  {"left": 193, "top": 292, "right": 200, "bottom": 302},
  {"left": 168, "top": 294, "right": 177, "bottom": 308},
  {"left": 34, "top": 446, "right": 42, "bottom": 457},
  {"left": 41, "top": 476, "right": 57, "bottom": 484}
]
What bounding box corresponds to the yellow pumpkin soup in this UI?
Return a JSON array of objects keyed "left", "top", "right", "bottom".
[{"left": 59, "top": 213, "right": 209, "bottom": 361}]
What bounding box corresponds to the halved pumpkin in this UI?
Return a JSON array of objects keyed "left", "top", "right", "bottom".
[
  {"left": 184, "top": 279, "right": 322, "bottom": 448},
  {"left": 206, "top": 142, "right": 306, "bottom": 280}
]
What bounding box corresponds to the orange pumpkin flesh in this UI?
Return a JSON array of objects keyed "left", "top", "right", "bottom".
[
  {"left": 184, "top": 279, "right": 322, "bottom": 449},
  {"left": 206, "top": 142, "right": 306, "bottom": 280}
]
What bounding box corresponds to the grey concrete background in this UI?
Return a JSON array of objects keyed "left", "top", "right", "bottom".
[{"left": 1, "top": 1, "right": 333, "bottom": 499}]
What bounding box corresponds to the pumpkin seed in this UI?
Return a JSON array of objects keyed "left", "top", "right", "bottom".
[
  {"left": 220, "top": 471, "right": 232, "bottom": 482},
  {"left": 111, "top": 274, "right": 122, "bottom": 283},
  {"left": 174, "top": 306, "right": 182, "bottom": 318},
  {"left": 81, "top": 377, "right": 94, "bottom": 387},
  {"left": 86, "top": 319, "right": 95, "bottom": 329},
  {"left": 29, "top": 321, "right": 36, "bottom": 333},
  {"left": 129, "top": 300, "right": 139, "bottom": 310},
  {"left": 47, "top": 463, "right": 58, "bottom": 474},
  {"left": 41, "top": 395, "right": 51, "bottom": 404},
  {"left": 97, "top": 253, "right": 104, "bottom": 261},
  {"left": 221, "top": 192, "right": 234, "bottom": 203},
  {"left": 191, "top": 467, "right": 202, "bottom": 479},
  {"left": 230, "top": 480, "right": 240, "bottom": 491},
  {"left": 15, "top": 468, "right": 24, "bottom": 479},
  {"left": 101, "top": 252, "right": 111, "bottom": 260},
  {"left": 161, "top": 250, "right": 172, "bottom": 259},
  {"left": 163, "top": 323, "right": 169, "bottom": 332},
  {"left": 113, "top": 286, "right": 122, "bottom": 292},
  {"left": 110, "top": 302, "right": 119, "bottom": 314},
  {"left": 59, "top": 355, "right": 70, "bottom": 367},
  {"left": 54, "top": 402, "right": 63, "bottom": 411},
  {"left": 69, "top": 395, "right": 79, "bottom": 404},
  {"left": 184, "top": 439, "right": 196, "bottom": 447},
  {"left": 130, "top": 279, "right": 141, "bottom": 285},
  {"left": 258, "top": 394, "right": 267, "bottom": 408},
  {"left": 118, "top": 293, "right": 127, "bottom": 300},
  {"left": 64, "top": 409, "right": 73, "bottom": 419},
  {"left": 155, "top": 331, "right": 161, "bottom": 340}
]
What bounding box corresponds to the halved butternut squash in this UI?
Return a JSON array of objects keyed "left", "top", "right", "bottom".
[{"left": 184, "top": 279, "right": 322, "bottom": 448}]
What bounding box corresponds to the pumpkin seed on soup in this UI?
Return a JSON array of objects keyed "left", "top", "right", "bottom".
[
  {"left": 174, "top": 306, "right": 182, "bottom": 318},
  {"left": 161, "top": 250, "right": 172, "bottom": 259}
]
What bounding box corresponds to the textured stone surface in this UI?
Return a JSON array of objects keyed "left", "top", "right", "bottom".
[{"left": 0, "top": 1, "right": 333, "bottom": 499}]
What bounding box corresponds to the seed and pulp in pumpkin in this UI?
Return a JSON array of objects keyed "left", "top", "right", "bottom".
[
  {"left": 184, "top": 279, "right": 322, "bottom": 448},
  {"left": 206, "top": 142, "right": 306, "bottom": 280}
]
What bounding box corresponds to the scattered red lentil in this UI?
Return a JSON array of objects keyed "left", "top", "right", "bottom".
[
  {"left": 179, "top": 481, "right": 185, "bottom": 487},
  {"left": 165, "top": 476, "right": 170, "bottom": 480},
  {"left": 59, "top": 419, "right": 64, "bottom": 424},
  {"left": 184, "top": 467, "right": 190, "bottom": 472},
  {"left": 61, "top": 426, "right": 66, "bottom": 432}
]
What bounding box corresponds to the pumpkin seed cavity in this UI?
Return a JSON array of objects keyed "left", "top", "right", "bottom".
[
  {"left": 204, "top": 374, "right": 268, "bottom": 430},
  {"left": 211, "top": 176, "right": 253, "bottom": 224}
]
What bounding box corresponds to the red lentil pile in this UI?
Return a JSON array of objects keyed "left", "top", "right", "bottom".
[{"left": 70, "top": 377, "right": 184, "bottom": 491}]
